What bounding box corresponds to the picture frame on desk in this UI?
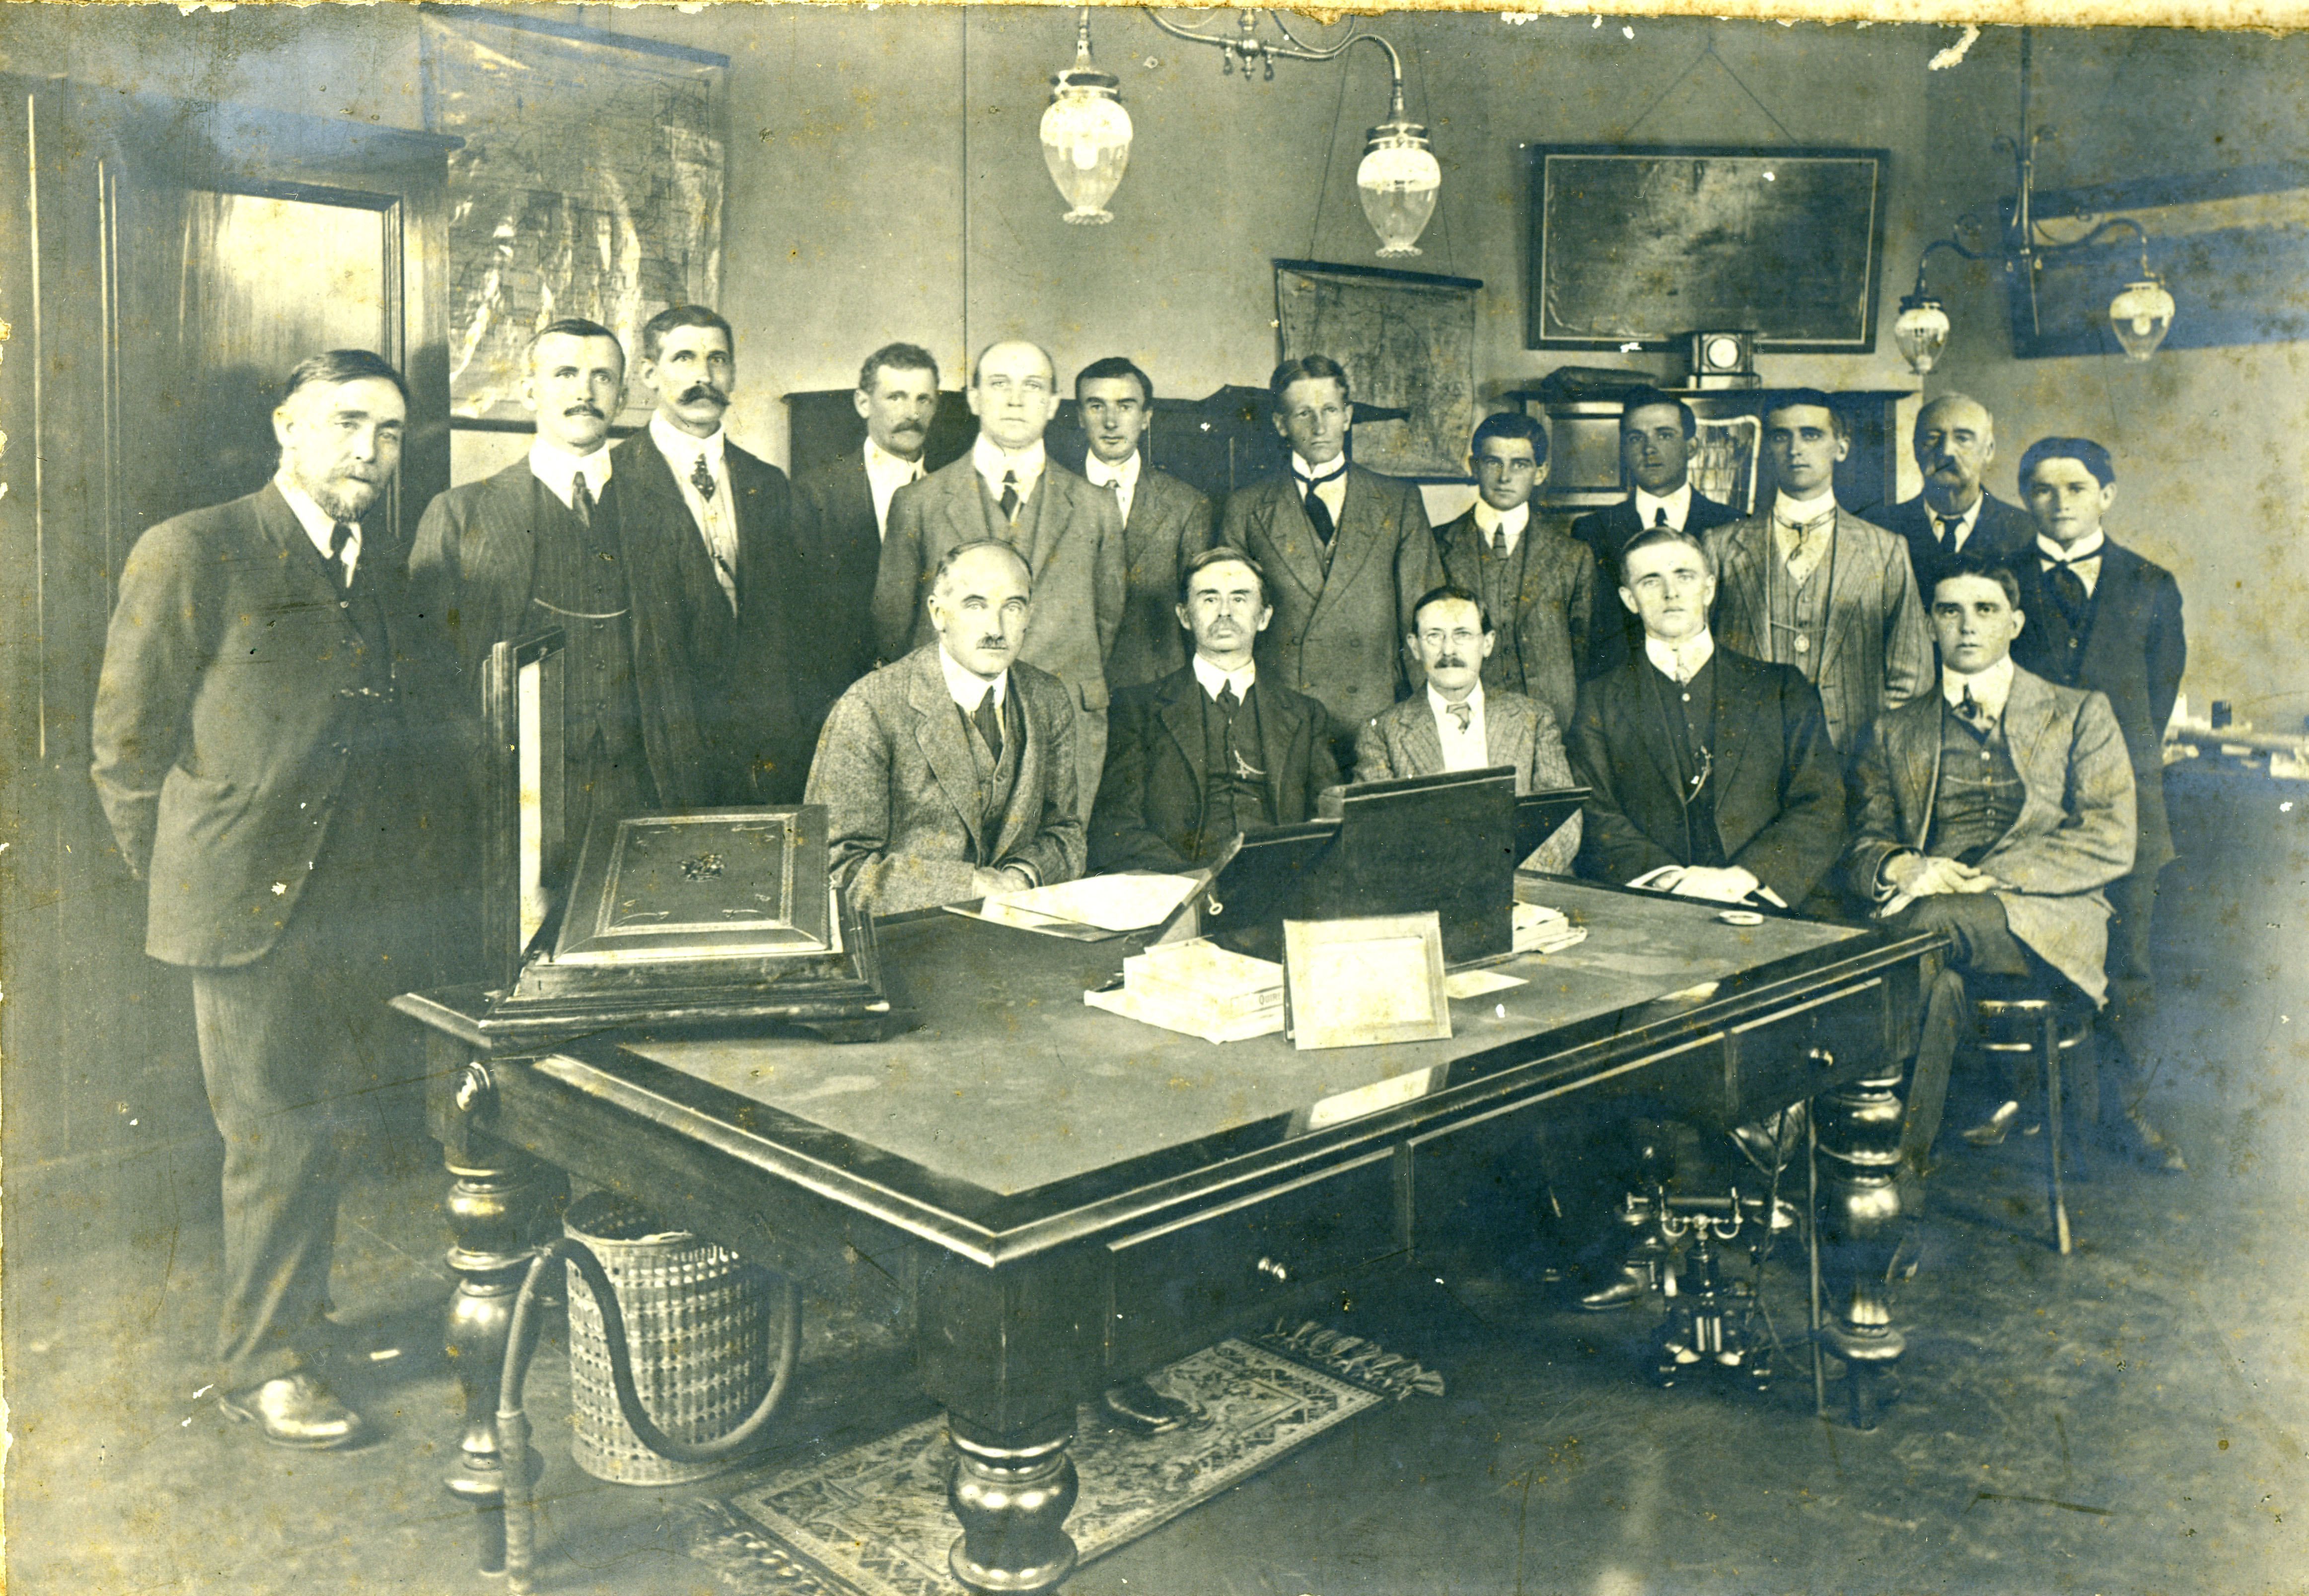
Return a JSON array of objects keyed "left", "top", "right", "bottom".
[{"left": 1284, "top": 912, "right": 1452, "bottom": 1051}]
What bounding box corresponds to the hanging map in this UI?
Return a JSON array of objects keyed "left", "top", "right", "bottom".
[
  {"left": 1276, "top": 260, "right": 1483, "bottom": 482},
  {"left": 421, "top": 6, "right": 728, "bottom": 424}
]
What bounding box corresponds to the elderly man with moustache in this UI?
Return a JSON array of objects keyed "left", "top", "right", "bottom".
[
  {"left": 873, "top": 340, "right": 1125, "bottom": 816},
  {"left": 793, "top": 342, "right": 943, "bottom": 713},
  {"left": 1707, "top": 389, "right": 1933, "bottom": 758},
  {"left": 811, "top": 540, "right": 1084, "bottom": 916},
  {"left": 1877, "top": 393, "right": 2034, "bottom": 603},
  {"left": 1073, "top": 355, "right": 1215, "bottom": 694},
  {"left": 93, "top": 350, "right": 425, "bottom": 1449},
  {"left": 1354, "top": 583, "right": 1582, "bottom": 875}
]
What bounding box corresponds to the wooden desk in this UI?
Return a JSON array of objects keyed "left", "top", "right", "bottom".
[{"left": 400, "top": 882, "right": 1933, "bottom": 1592}]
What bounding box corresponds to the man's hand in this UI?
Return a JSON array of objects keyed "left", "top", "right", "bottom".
[
  {"left": 1884, "top": 853, "right": 2000, "bottom": 900},
  {"left": 970, "top": 865, "right": 1031, "bottom": 900}
]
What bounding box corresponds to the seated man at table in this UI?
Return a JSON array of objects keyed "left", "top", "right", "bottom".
[
  {"left": 1355, "top": 584, "right": 1581, "bottom": 876},
  {"left": 806, "top": 540, "right": 1084, "bottom": 915},
  {"left": 1567, "top": 527, "right": 1846, "bottom": 912},
  {"left": 1845, "top": 557, "right": 2136, "bottom": 1182},
  {"left": 1089, "top": 547, "right": 1339, "bottom": 873}
]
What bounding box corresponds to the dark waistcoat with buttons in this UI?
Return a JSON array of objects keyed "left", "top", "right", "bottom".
[{"left": 1197, "top": 682, "right": 1272, "bottom": 859}]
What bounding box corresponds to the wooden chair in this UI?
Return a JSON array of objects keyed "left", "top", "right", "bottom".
[{"left": 1968, "top": 991, "right": 2095, "bottom": 1255}]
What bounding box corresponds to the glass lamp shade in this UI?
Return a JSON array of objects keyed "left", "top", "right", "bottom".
[
  {"left": 1892, "top": 293, "right": 1952, "bottom": 375},
  {"left": 1357, "top": 123, "right": 1441, "bottom": 258},
  {"left": 2108, "top": 277, "right": 2175, "bottom": 361},
  {"left": 1041, "top": 69, "right": 1132, "bottom": 226}
]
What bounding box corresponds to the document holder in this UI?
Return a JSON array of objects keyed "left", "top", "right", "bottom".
[
  {"left": 1514, "top": 785, "right": 1590, "bottom": 867},
  {"left": 1311, "top": 767, "right": 1519, "bottom": 967}
]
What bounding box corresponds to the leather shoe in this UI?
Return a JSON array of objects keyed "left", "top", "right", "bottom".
[
  {"left": 1959, "top": 1100, "right": 2031, "bottom": 1147},
  {"left": 2123, "top": 1106, "right": 2188, "bottom": 1173},
  {"left": 1578, "top": 1263, "right": 1651, "bottom": 1312},
  {"left": 1101, "top": 1376, "right": 1200, "bottom": 1435},
  {"left": 219, "top": 1371, "right": 368, "bottom": 1451}
]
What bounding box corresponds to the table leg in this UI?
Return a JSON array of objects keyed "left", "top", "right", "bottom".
[
  {"left": 946, "top": 1412, "right": 1080, "bottom": 1596},
  {"left": 440, "top": 1138, "right": 550, "bottom": 1573},
  {"left": 1815, "top": 1056, "right": 1908, "bottom": 1430}
]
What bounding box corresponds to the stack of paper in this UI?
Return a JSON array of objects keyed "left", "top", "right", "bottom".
[
  {"left": 1084, "top": 938, "right": 1286, "bottom": 1043},
  {"left": 1514, "top": 902, "right": 1588, "bottom": 956}
]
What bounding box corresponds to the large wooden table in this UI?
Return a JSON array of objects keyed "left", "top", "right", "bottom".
[{"left": 400, "top": 882, "right": 1933, "bottom": 1592}]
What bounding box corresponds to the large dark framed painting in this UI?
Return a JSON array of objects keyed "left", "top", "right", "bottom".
[
  {"left": 420, "top": 4, "right": 729, "bottom": 427},
  {"left": 1526, "top": 145, "right": 1889, "bottom": 354},
  {"left": 1276, "top": 258, "right": 1483, "bottom": 482}
]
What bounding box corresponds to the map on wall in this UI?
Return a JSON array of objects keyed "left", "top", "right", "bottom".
[
  {"left": 1275, "top": 260, "right": 1483, "bottom": 482},
  {"left": 420, "top": 6, "right": 728, "bottom": 424}
]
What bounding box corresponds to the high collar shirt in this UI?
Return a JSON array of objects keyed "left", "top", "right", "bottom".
[
  {"left": 972, "top": 436, "right": 1048, "bottom": 509},
  {"left": 1291, "top": 453, "right": 1349, "bottom": 529},
  {"left": 1926, "top": 494, "right": 1984, "bottom": 552},
  {"left": 1942, "top": 655, "right": 2017, "bottom": 723},
  {"left": 1645, "top": 628, "right": 1716, "bottom": 685},
  {"left": 2037, "top": 530, "right": 2107, "bottom": 598},
  {"left": 1773, "top": 489, "right": 1839, "bottom": 585},
  {"left": 1082, "top": 450, "right": 1142, "bottom": 527},
  {"left": 938, "top": 643, "right": 1010, "bottom": 714},
  {"left": 651, "top": 412, "right": 739, "bottom": 613},
  {"left": 528, "top": 437, "right": 615, "bottom": 514},
  {"left": 275, "top": 475, "right": 361, "bottom": 584},
  {"left": 1632, "top": 483, "right": 1696, "bottom": 533},
  {"left": 1470, "top": 499, "right": 1531, "bottom": 555},
  {"left": 1428, "top": 681, "right": 1489, "bottom": 770},
  {"left": 1192, "top": 653, "right": 1258, "bottom": 701},
  {"left": 864, "top": 436, "right": 926, "bottom": 540}
]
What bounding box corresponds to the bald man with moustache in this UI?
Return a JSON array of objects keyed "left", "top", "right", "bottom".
[
  {"left": 1876, "top": 394, "right": 2034, "bottom": 603},
  {"left": 873, "top": 339, "right": 1125, "bottom": 816}
]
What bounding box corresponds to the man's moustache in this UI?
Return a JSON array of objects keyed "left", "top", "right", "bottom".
[
  {"left": 1433, "top": 655, "right": 1465, "bottom": 670},
  {"left": 680, "top": 384, "right": 727, "bottom": 405},
  {"left": 976, "top": 637, "right": 1010, "bottom": 652},
  {"left": 566, "top": 404, "right": 603, "bottom": 419}
]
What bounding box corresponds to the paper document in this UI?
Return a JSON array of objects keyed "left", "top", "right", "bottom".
[
  {"left": 983, "top": 873, "right": 1201, "bottom": 932},
  {"left": 1444, "top": 969, "right": 1527, "bottom": 1000}
]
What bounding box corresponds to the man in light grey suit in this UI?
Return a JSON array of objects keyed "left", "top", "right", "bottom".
[
  {"left": 1707, "top": 389, "right": 1933, "bottom": 757},
  {"left": 1354, "top": 585, "right": 1581, "bottom": 875},
  {"left": 810, "top": 540, "right": 1084, "bottom": 917},
  {"left": 1845, "top": 558, "right": 2137, "bottom": 1180},
  {"left": 872, "top": 340, "right": 1125, "bottom": 816},
  {"left": 1073, "top": 355, "right": 1214, "bottom": 694}
]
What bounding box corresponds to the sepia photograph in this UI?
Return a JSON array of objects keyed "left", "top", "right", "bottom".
[{"left": 1, "top": 2, "right": 2302, "bottom": 1593}]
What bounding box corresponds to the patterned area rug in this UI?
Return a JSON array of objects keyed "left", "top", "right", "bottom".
[{"left": 687, "top": 1324, "right": 1442, "bottom": 1596}]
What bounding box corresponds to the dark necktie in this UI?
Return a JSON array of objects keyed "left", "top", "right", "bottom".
[
  {"left": 1216, "top": 681, "right": 1241, "bottom": 717},
  {"left": 1491, "top": 525, "right": 1509, "bottom": 561},
  {"left": 1446, "top": 700, "right": 1472, "bottom": 732},
  {"left": 971, "top": 690, "right": 1004, "bottom": 763},
  {"left": 999, "top": 471, "right": 1020, "bottom": 523},
  {"left": 1299, "top": 470, "right": 1341, "bottom": 545},
  {"left": 327, "top": 520, "right": 355, "bottom": 591},
  {"left": 1936, "top": 514, "right": 1963, "bottom": 548},
  {"left": 1957, "top": 684, "right": 1990, "bottom": 730},
  {"left": 1653, "top": 506, "right": 1670, "bottom": 530},
  {"left": 571, "top": 474, "right": 595, "bottom": 527},
  {"left": 2045, "top": 555, "right": 2091, "bottom": 624},
  {"left": 690, "top": 452, "right": 717, "bottom": 501}
]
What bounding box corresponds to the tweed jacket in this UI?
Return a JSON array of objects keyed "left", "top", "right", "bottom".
[
  {"left": 1568, "top": 643, "right": 1846, "bottom": 908},
  {"left": 1706, "top": 507, "right": 1934, "bottom": 756},
  {"left": 1089, "top": 665, "right": 1339, "bottom": 874},
  {"left": 1103, "top": 465, "right": 1216, "bottom": 694},
  {"left": 407, "top": 456, "right": 730, "bottom": 808},
  {"left": 1569, "top": 490, "right": 1741, "bottom": 679},
  {"left": 791, "top": 446, "right": 891, "bottom": 720},
  {"left": 612, "top": 426, "right": 813, "bottom": 800},
  {"left": 2009, "top": 537, "right": 2185, "bottom": 875},
  {"left": 805, "top": 646, "right": 1085, "bottom": 916},
  {"left": 1845, "top": 666, "right": 2136, "bottom": 1001},
  {"left": 92, "top": 484, "right": 425, "bottom": 966},
  {"left": 1876, "top": 490, "right": 2035, "bottom": 604},
  {"left": 1353, "top": 690, "right": 1583, "bottom": 876},
  {"left": 871, "top": 454, "right": 1126, "bottom": 714},
  {"left": 1219, "top": 464, "right": 1442, "bottom": 744},
  {"left": 1434, "top": 510, "right": 1595, "bottom": 733}
]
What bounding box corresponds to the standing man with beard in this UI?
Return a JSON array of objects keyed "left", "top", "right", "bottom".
[
  {"left": 93, "top": 350, "right": 423, "bottom": 1449},
  {"left": 615, "top": 305, "right": 812, "bottom": 802},
  {"left": 1877, "top": 394, "right": 2034, "bottom": 603},
  {"left": 792, "top": 343, "right": 942, "bottom": 718},
  {"left": 1073, "top": 355, "right": 1214, "bottom": 694}
]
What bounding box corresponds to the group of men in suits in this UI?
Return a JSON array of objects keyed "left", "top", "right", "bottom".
[{"left": 88, "top": 310, "right": 2188, "bottom": 1445}]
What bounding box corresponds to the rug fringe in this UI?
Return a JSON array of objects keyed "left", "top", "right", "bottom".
[{"left": 1257, "top": 1320, "right": 1447, "bottom": 1399}]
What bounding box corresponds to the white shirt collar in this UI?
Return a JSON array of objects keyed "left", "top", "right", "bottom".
[
  {"left": 938, "top": 643, "right": 1009, "bottom": 710},
  {"left": 1082, "top": 451, "right": 1140, "bottom": 492},
  {"left": 1291, "top": 452, "right": 1348, "bottom": 485},
  {"left": 2037, "top": 530, "right": 2105, "bottom": 563},
  {"left": 1773, "top": 488, "right": 1838, "bottom": 524},
  {"left": 651, "top": 411, "right": 725, "bottom": 475},
  {"left": 273, "top": 475, "right": 360, "bottom": 576},
  {"left": 1926, "top": 495, "right": 1983, "bottom": 537},
  {"left": 1942, "top": 655, "right": 2017, "bottom": 719},
  {"left": 1470, "top": 500, "right": 1530, "bottom": 543},
  {"left": 1192, "top": 653, "right": 1257, "bottom": 699},
  {"left": 1427, "top": 680, "right": 1486, "bottom": 718},
  {"left": 1644, "top": 629, "right": 1716, "bottom": 684},
  {"left": 528, "top": 437, "right": 615, "bottom": 510},
  {"left": 865, "top": 435, "right": 925, "bottom": 481},
  {"left": 972, "top": 435, "right": 1047, "bottom": 495},
  {"left": 1632, "top": 483, "right": 1694, "bottom": 529}
]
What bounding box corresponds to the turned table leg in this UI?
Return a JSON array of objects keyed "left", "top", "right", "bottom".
[
  {"left": 946, "top": 1412, "right": 1080, "bottom": 1596},
  {"left": 1815, "top": 1055, "right": 1909, "bottom": 1430}
]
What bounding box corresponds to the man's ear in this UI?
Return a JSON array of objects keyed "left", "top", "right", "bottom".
[
  {"left": 1618, "top": 586, "right": 1640, "bottom": 616},
  {"left": 1480, "top": 629, "right": 1498, "bottom": 660},
  {"left": 1271, "top": 410, "right": 1290, "bottom": 442},
  {"left": 853, "top": 390, "right": 872, "bottom": 421}
]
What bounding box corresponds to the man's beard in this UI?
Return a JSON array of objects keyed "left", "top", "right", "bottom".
[{"left": 308, "top": 472, "right": 379, "bottom": 521}]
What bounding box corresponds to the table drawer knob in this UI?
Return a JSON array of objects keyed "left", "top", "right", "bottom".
[
  {"left": 1255, "top": 1255, "right": 1290, "bottom": 1283},
  {"left": 1808, "top": 1046, "right": 1836, "bottom": 1070},
  {"left": 453, "top": 1063, "right": 496, "bottom": 1115}
]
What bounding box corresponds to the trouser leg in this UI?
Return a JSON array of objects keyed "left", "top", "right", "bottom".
[
  {"left": 2096, "top": 867, "right": 2162, "bottom": 1118},
  {"left": 1885, "top": 893, "right": 2037, "bottom": 1174}
]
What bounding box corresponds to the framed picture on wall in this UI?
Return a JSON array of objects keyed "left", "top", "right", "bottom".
[
  {"left": 1526, "top": 145, "right": 1889, "bottom": 354},
  {"left": 1275, "top": 259, "right": 1484, "bottom": 481}
]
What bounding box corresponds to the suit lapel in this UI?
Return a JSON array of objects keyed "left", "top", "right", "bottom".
[
  {"left": 1485, "top": 697, "right": 1532, "bottom": 784},
  {"left": 1158, "top": 671, "right": 1210, "bottom": 787},
  {"left": 1258, "top": 480, "right": 1327, "bottom": 603},
  {"left": 1895, "top": 699, "right": 1941, "bottom": 849},
  {"left": 1405, "top": 696, "right": 1445, "bottom": 774},
  {"left": 908, "top": 653, "right": 986, "bottom": 859},
  {"left": 992, "top": 681, "right": 1041, "bottom": 862},
  {"left": 1998, "top": 670, "right": 2066, "bottom": 834},
  {"left": 1318, "top": 468, "right": 1385, "bottom": 601},
  {"left": 471, "top": 464, "right": 543, "bottom": 647},
  {"left": 1816, "top": 509, "right": 1869, "bottom": 681},
  {"left": 1710, "top": 653, "right": 1756, "bottom": 802},
  {"left": 1253, "top": 682, "right": 1304, "bottom": 813}
]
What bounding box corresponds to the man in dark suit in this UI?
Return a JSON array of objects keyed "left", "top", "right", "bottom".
[
  {"left": 2010, "top": 437, "right": 2189, "bottom": 1168},
  {"left": 1570, "top": 386, "right": 1740, "bottom": 679},
  {"left": 1875, "top": 394, "right": 2034, "bottom": 603},
  {"left": 615, "top": 304, "right": 812, "bottom": 801},
  {"left": 1354, "top": 584, "right": 1582, "bottom": 875},
  {"left": 791, "top": 342, "right": 941, "bottom": 719},
  {"left": 873, "top": 340, "right": 1125, "bottom": 816},
  {"left": 1219, "top": 354, "right": 1442, "bottom": 772},
  {"left": 93, "top": 351, "right": 424, "bottom": 1449},
  {"left": 1073, "top": 355, "right": 1214, "bottom": 694},
  {"left": 409, "top": 318, "right": 730, "bottom": 846},
  {"left": 1433, "top": 412, "right": 1593, "bottom": 732},
  {"left": 1569, "top": 527, "right": 1845, "bottom": 911},
  {"left": 1707, "top": 389, "right": 1933, "bottom": 758},
  {"left": 1090, "top": 547, "right": 1338, "bottom": 873},
  {"left": 809, "top": 540, "right": 1084, "bottom": 915},
  {"left": 1846, "top": 558, "right": 2138, "bottom": 1180}
]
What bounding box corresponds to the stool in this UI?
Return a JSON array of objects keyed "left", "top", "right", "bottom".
[{"left": 1969, "top": 992, "right": 2093, "bottom": 1255}]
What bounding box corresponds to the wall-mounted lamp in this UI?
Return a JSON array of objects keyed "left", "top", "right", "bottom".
[
  {"left": 1894, "top": 27, "right": 2173, "bottom": 374},
  {"left": 1040, "top": 9, "right": 1133, "bottom": 226}
]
